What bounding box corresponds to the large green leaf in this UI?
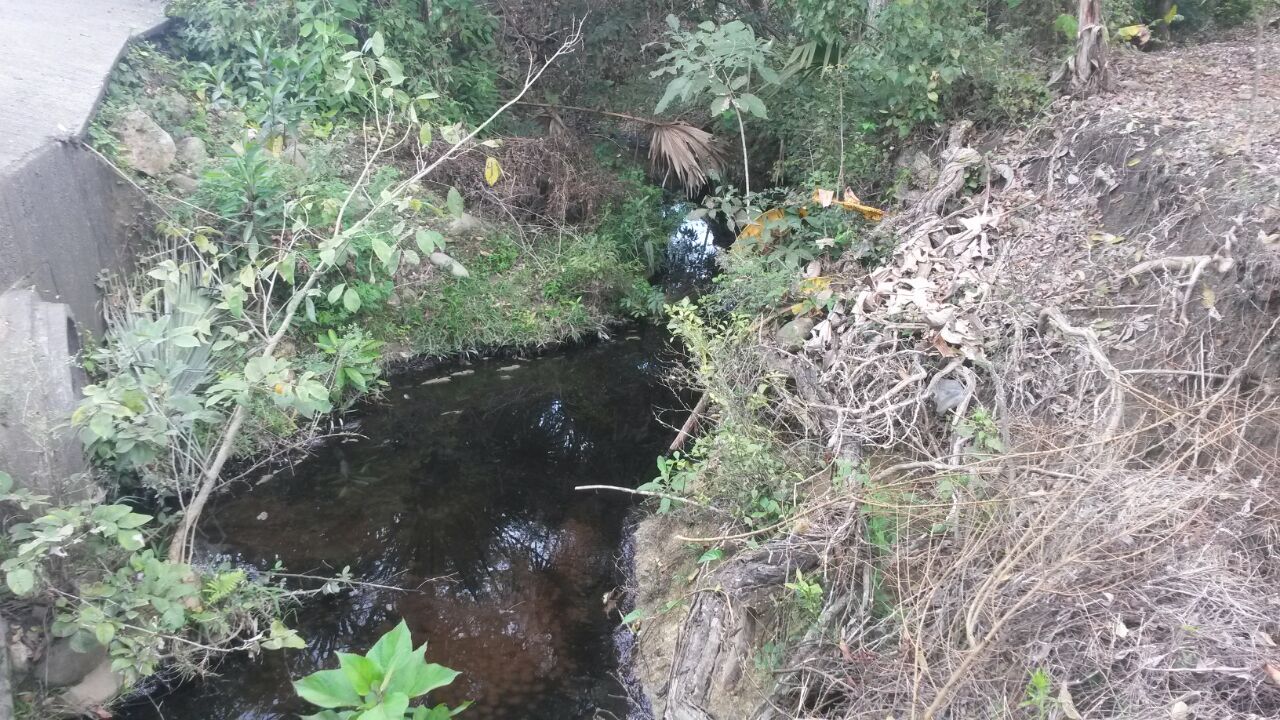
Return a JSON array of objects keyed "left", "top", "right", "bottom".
[
  {"left": 338, "top": 652, "right": 382, "bottom": 696},
  {"left": 6, "top": 568, "right": 34, "bottom": 596},
  {"left": 366, "top": 620, "right": 413, "bottom": 676},
  {"left": 294, "top": 668, "right": 363, "bottom": 709},
  {"left": 446, "top": 188, "right": 465, "bottom": 219},
  {"left": 356, "top": 692, "right": 408, "bottom": 720},
  {"left": 394, "top": 661, "right": 460, "bottom": 699}
]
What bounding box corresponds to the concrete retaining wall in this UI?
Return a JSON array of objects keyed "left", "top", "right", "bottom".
[{"left": 0, "top": 143, "right": 150, "bottom": 336}]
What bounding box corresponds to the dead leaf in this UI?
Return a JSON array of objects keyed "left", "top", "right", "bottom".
[
  {"left": 1264, "top": 662, "right": 1280, "bottom": 686},
  {"left": 814, "top": 188, "right": 835, "bottom": 207},
  {"left": 1169, "top": 700, "right": 1189, "bottom": 720}
]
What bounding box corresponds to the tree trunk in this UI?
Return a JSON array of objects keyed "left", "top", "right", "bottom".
[{"left": 1071, "top": 0, "right": 1110, "bottom": 95}]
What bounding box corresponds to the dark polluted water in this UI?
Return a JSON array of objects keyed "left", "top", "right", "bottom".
[{"left": 117, "top": 329, "right": 679, "bottom": 720}]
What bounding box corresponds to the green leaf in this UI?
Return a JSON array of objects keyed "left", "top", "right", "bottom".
[
  {"left": 368, "top": 31, "right": 385, "bottom": 57},
  {"left": 418, "top": 124, "right": 432, "bottom": 147},
  {"left": 620, "top": 608, "right": 643, "bottom": 626},
  {"left": 415, "top": 229, "right": 444, "bottom": 255},
  {"left": 6, "top": 568, "right": 34, "bottom": 596},
  {"left": 738, "top": 93, "right": 767, "bottom": 119},
  {"left": 655, "top": 76, "right": 688, "bottom": 114},
  {"left": 367, "top": 620, "right": 414, "bottom": 676},
  {"left": 95, "top": 622, "right": 116, "bottom": 646},
  {"left": 372, "top": 238, "right": 394, "bottom": 265},
  {"left": 697, "top": 547, "right": 724, "bottom": 564},
  {"left": 372, "top": 692, "right": 409, "bottom": 720},
  {"left": 280, "top": 253, "right": 297, "bottom": 284},
  {"left": 294, "top": 668, "right": 363, "bottom": 709},
  {"left": 117, "top": 530, "right": 145, "bottom": 551},
  {"left": 0, "top": 471, "right": 11, "bottom": 493},
  {"left": 342, "top": 288, "right": 362, "bottom": 313},
  {"left": 116, "top": 512, "right": 152, "bottom": 529},
  {"left": 328, "top": 283, "right": 347, "bottom": 305},
  {"left": 395, "top": 661, "right": 459, "bottom": 699},
  {"left": 446, "top": 188, "right": 464, "bottom": 219},
  {"left": 338, "top": 652, "right": 382, "bottom": 696}
]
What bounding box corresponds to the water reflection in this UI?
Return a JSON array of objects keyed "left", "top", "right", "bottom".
[
  {"left": 117, "top": 330, "right": 678, "bottom": 720},
  {"left": 660, "top": 204, "right": 732, "bottom": 298}
]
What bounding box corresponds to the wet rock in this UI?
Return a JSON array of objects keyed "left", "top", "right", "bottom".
[
  {"left": 112, "top": 109, "right": 175, "bottom": 177},
  {"left": 59, "top": 658, "right": 123, "bottom": 714},
  {"left": 169, "top": 173, "right": 199, "bottom": 196},
  {"left": 776, "top": 316, "right": 815, "bottom": 350},
  {"left": 35, "top": 638, "right": 106, "bottom": 687},
  {"left": 176, "top": 136, "right": 207, "bottom": 167}
]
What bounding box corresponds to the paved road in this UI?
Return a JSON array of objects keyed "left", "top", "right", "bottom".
[{"left": 0, "top": 0, "right": 169, "bottom": 170}]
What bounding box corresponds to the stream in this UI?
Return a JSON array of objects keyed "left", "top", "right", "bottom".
[
  {"left": 119, "top": 330, "right": 677, "bottom": 720},
  {"left": 116, "top": 215, "right": 724, "bottom": 720}
]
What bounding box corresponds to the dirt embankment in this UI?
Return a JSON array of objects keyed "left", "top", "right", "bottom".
[{"left": 633, "top": 32, "right": 1280, "bottom": 720}]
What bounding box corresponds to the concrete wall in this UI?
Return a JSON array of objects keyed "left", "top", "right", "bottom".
[{"left": 0, "top": 143, "right": 150, "bottom": 336}]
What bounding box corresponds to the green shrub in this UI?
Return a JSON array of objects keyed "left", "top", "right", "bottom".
[{"left": 292, "top": 620, "right": 466, "bottom": 719}]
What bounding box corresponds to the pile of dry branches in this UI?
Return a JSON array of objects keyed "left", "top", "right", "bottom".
[{"left": 657, "top": 116, "right": 1280, "bottom": 718}]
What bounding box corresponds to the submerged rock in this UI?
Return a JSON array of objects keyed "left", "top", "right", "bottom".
[{"left": 112, "top": 109, "right": 175, "bottom": 177}]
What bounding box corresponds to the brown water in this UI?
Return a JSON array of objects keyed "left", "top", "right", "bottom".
[{"left": 117, "top": 330, "right": 679, "bottom": 720}]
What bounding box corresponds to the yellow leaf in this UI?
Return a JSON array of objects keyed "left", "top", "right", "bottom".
[
  {"left": 835, "top": 197, "right": 885, "bottom": 221},
  {"left": 1163, "top": 3, "right": 1178, "bottom": 25},
  {"left": 269, "top": 135, "right": 284, "bottom": 156},
  {"left": 484, "top": 156, "right": 502, "bottom": 186},
  {"left": 1117, "top": 24, "right": 1151, "bottom": 44}
]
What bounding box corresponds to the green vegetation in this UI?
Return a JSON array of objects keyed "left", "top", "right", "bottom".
[
  {"left": 14, "top": 0, "right": 1269, "bottom": 715},
  {"left": 292, "top": 621, "right": 466, "bottom": 720}
]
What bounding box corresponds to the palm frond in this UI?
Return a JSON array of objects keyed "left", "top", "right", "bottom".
[{"left": 648, "top": 122, "right": 726, "bottom": 195}]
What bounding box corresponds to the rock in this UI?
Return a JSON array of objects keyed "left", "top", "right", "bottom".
[
  {"left": 169, "top": 174, "right": 199, "bottom": 196},
  {"left": 447, "top": 212, "right": 484, "bottom": 237},
  {"left": 35, "top": 638, "right": 106, "bottom": 687},
  {"left": 776, "top": 316, "right": 815, "bottom": 350},
  {"left": 156, "top": 90, "right": 194, "bottom": 125},
  {"left": 59, "top": 658, "right": 123, "bottom": 714},
  {"left": 428, "top": 251, "right": 469, "bottom": 278},
  {"left": 175, "top": 136, "right": 207, "bottom": 167},
  {"left": 281, "top": 141, "right": 308, "bottom": 172},
  {"left": 111, "top": 109, "right": 175, "bottom": 177}
]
